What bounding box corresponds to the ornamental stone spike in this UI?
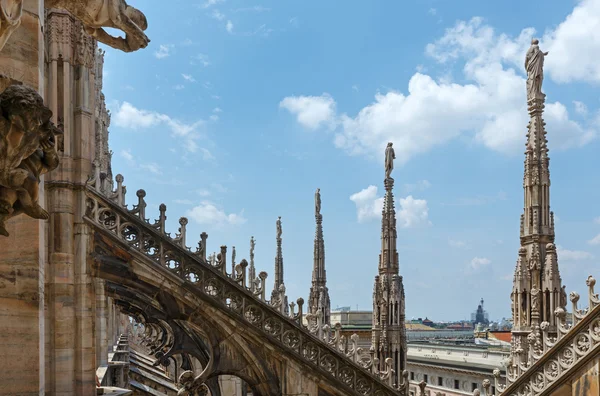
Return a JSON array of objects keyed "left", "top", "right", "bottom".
[
  {"left": 249, "top": 236, "right": 256, "bottom": 292},
  {"left": 272, "top": 217, "right": 288, "bottom": 315},
  {"left": 510, "top": 40, "right": 563, "bottom": 369},
  {"left": 371, "top": 142, "right": 406, "bottom": 386},
  {"left": 309, "top": 188, "right": 330, "bottom": 326}
]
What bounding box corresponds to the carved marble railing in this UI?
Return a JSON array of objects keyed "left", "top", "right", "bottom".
[
  {"left": 84, "top": 170, "right": 423, "bottom": 396},
  {"left": 477, "top": 275, "right": 600, "bottom": 396}
]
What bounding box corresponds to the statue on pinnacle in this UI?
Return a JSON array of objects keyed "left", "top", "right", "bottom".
[
  {"left": 525, "top": 39, "right": 548, "bottom": 102},
  {"left": 276, "top": 216, "right": 282, "bottom": 239},
  {"left": 385, "top": 142, "right": 395, "bottom": 179},
  {"left": 315, "top": 188, "right": 321, "bottom": 216}
]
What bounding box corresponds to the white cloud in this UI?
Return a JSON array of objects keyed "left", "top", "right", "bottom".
[
  {"left": 352, "top": 85, "right": 359, "bottom": 92},
  {"left": 397, "top": 196, "right": 431, "bottom": 228},
  {"left": 588, "top": 234, "right": 600, "bottom": 246},
  {"left": 213, "top": 107, "right": 222, "bottom": 113},
  {"left": 226, "top": 20, "right": 234, "bottom": 33},
  {"left": 403, "top": 180, "right": 432, "bottom": 193},
  {"left": 120, "top": 149, "right": 134, "bottom": 162},
  {"left": 202, "top": 0, "right": 224, "bottom": 9},
  {"left": 557, "top": 246, "right": 594, "bottom": 261},
  {"left": 234, "top": 6, "right": 270, "bottom": 12},
  {"left": 349, "top": 185, "right": 383, "bottom": 223},
  {"left": 542, "top": 0, "right": 600, "bottom": 83},
  {"left": 470, "top": 257, "right": 491, "bottom": 270},
  {"left": 187, "top": 201, "right": 246, "bottom": 226},
  {"left": 211, "top": 9, "right": 225, "bottom": 21},
  {"left": 574, "top": 101, "right": 588, "bottom": 116},
  {"left": 174, "top": 199, "right": 194, "bottom": 205},
  {"left": 140, "top": 163, "right": 162, "bottom": 175},
  {"left": 428, "top": 8, "right": 437, "bottom": 16},
  {"left": 182, "top": 74, "right": 196, "bottom": 82},
  {"left": 449, "top": 239, "right": 468, "bottom": 249},
  {"left": 279, "top": 94, "right": 336, "bottom": 130},
  {"left": 154, "top": 45, "right": 172, "bottom": 59},
  {"left": 197, "top": 189, "right": 211, "bottom": 197},
  {"left": 174, "top": 84, "right": 185, "bottom": 90},
  {"left": 594, "top": 217, "right": 600, "bottom": 224},
  {"left": 112, "top": 102, "right": 205, "bottom": 153},
  {"left": 283, "top": 15, "right": 596, "bottom": 166},
  {"left": 192, "top": 54, "right": 211, "bottom": 67},
  {"left": 349, "top": 187, "right": 430, "bottom": 228}
]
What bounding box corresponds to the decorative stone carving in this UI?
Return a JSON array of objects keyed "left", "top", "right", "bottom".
[
  {"left": 45, "top": 0, "right": 150, "bottom": 53},
  {"left": 315, "top": 187, "right": 321, "bottom": 216},
  {"left": 384, "top": 142, "right": 395, "bottom": 179},
  {"left": 525, "top": 39, "right": 548, "bottom": 102},
  {"left": 0, "top": 0, "right": 22, "bottom": 51},
  {"left": 276, "top": 216, "right": 282, "bottom": 239},
  {"left": 0, "top": 84, "right": 62, "bottom": 236}
]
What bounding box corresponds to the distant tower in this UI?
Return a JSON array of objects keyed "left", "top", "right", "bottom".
[
  {"left": 372, "top": 143, "right": 407, "bottom": 384},
  {"left": 511, "top": 40, "right": 564, "bottom": 362},
  {"left": 472, "top": 298, "right": 489, "bottom": 325},
  {"left": 272, "top": 217, "right": 288, "bottom": 314},
  {"left": 308, "top": 188, "right": 331, "bottom": 325}
]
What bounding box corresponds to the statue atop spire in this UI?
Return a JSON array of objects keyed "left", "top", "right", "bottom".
[
  {"left": 525, "top": 39, "right": 549, "bottom": 102},
  {"left": 510, "top": 43, "right": 563, "bottom": 370},
  {"left": 315, "top": 188, "right": 321, "bottom": 216},
  {"left": 372, "top": 143, "right": 406, "bottom": 384},
  {"left": 309, "top": 188, "right": 330, "bottom": 326},
  {"left": 249, "top": 236, "right": 256, "bottom": 292},
  {"left": 272, "top": 216, "right": 288, "bottom": 314},
  {"left": 384, "top": 142, "right": 395, "bottom": 179}
]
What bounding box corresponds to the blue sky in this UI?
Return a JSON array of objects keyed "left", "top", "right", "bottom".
[{"left": 102, "top": 0, "right": 600, "bottom": 322}]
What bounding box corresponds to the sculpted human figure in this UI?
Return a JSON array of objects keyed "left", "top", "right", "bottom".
[
  {"left": 525, "top": 39, "right": 548, "bottom": 101},
  {"left": 45, "top": 0, "right": 150, "bottom": 53},
  {"left": 0, "top": 122, "right": 61, "bottom": 236},
  {"left": 315, "top": 188, "right": 321, "bottom": 216},
  {"left": 384, "top": 142, "right": 395, "bottom": 179},
  {"left": 276, "top": 216, "right": 282, "bottom": 239},
  {"left": 0, "top": 0, "right": 23, "bottom": 51},
  {"left": 0, "top": 84, "right": 54, "bottom": 190}
]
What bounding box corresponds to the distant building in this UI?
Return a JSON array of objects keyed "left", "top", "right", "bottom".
[{"left": 471, "top": 298, "right": 490, "bottom": 325}]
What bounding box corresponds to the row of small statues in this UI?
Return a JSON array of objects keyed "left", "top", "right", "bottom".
[{"left": 0, "top": 0, "right": 150, "bottom": 53}]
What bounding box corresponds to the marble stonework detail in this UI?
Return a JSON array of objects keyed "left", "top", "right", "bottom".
[
  {"left": 45, "top": 0, "right": 150, "bottom": 53},
  {"left": 372, "top": 142, "right": 408, "bottom": 386},
  {"left": 0, "top": 0, "right": 23, "bottom": 51}
]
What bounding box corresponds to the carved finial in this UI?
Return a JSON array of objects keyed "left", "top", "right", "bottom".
[
  {"left": 525, "top": 38, "right": 548, "bottom": 102},
  {"left": 384, "top": 142, "right": 395, "bottom": 179},
  {"left": 315, "top": 188, "right": 321, "bottom": 216}
]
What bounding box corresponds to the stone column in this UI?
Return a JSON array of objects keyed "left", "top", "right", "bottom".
[
  {"left": 0, "top": 1, "right": 46, "bottom": 394},
  {"left": 44, "top": 10, "right": 98, "bottom": 394}
]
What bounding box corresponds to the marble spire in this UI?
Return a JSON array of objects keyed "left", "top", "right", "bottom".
[
  {"left": 371, "top": 142, "right": 407, "bottom": 385},
  {"left": 272, "top": 217, "right": 288, "bottom": 314},
  {"left": 511, "top": 39, "right": 564, "bottom": 362},
  {"left": 308, "top": 188, "right": 331, "bottom": 325},
  {"left": 249, "top": 236, "right": 256, "bottom": 292}
]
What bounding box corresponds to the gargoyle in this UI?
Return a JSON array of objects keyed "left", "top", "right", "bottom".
[
  {"left": 0, "top": 84, "right": 62, "bottom": 237},
  {"left": 0, "top": 0, "right": 23, "bottom": 52},
  {"left": 45, "top": 0, "right": 149, "bottom": 53}
]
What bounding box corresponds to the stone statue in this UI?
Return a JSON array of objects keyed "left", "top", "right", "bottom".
[
  {"left": 0, "top": 0, "right": 23, "bottom": 52},
  {"left": 0, "top": 84, "right": 57, "bottom": 190},
  {"left": 384, "top": 142, "right": 395, "bottom": 179},
  {"left": 45, "top": 0, "right": 150, "bottom": 53},
  {"left": 560, "top": 285, "right": 567, "bottom": 308},
  {"left": 525, "top": 39, "right": 548, "bottom": 101},
  {"left": 250, "top": 236, "right": 255, "bottom": 256},
  {"left": 531, "top": 288, "right": 539, "bottom": 311},
  {"left": 0, "top": 122, "right": 61, "bottom": 236},
  {"left": 315, "top": 188, "right": 321, "bottom": 216},
  {"left": 276, "top": 216, "right": 282, "bottom": 239}
]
